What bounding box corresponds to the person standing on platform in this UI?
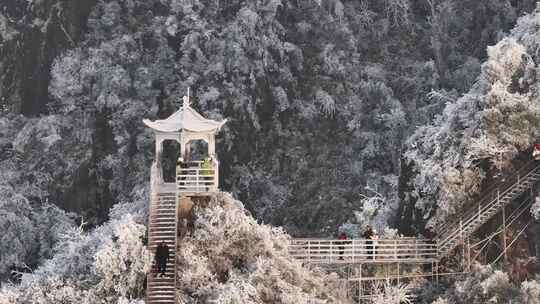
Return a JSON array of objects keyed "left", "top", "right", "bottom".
[
  {"left": 362, "top": 225, "right": 374, "bottom": 259},
  {"left": 338, "top": 232, "right": 348, "bottom": 260}
]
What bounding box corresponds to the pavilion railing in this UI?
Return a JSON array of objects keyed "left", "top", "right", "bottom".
[
  {"left": 176, "top": 160, "right": 219, "bottom": 192},
  {"left": 289, "top": 238, "right": 438, "bottom": 263}
]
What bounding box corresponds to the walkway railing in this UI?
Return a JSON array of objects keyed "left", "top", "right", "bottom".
[
  {"left": 289, "top": 238, "right": 438, "bottom": 264},
  {"left": 176, "top": 160, "right": 219, "bottom": 192}
]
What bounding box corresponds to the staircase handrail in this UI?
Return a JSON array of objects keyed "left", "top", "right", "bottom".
[
  {"left": 438, "top": 163, "right": 538, "bottom": 248},
  {"left": 437, "top": 160, "right": 540, "bottom": 244},
  {"left": 436, "top": 159, "right": 539, "bottom": 237},
  {"left": 437, "top": 161, "right": 540, "bottom": 251}
]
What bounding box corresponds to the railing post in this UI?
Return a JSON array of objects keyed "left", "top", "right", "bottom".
[
  {"left": 307, "top": 241, "right": 310, "bottom": 263},
  {"left": 415, "top": 239, "right": 419, "bottom": 260},
  {"left": 394, "top": 239, "right": 397, "bottom": 260},
  {"left": 196, "top": 169, "right": 200, "bottom": 192},
  {"left": 214, "top": 164, "right": 219, "bottom": 191},
  {"left": 460, "top": 218, "right": 463, "bottom": 244}
]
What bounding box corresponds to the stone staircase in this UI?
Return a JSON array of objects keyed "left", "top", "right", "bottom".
[
  {"left": 437, "top": 160, "right": 540, "bottom": 257},
  {"left": 147, "top": 192, "right": 177, "bottom": 304}
]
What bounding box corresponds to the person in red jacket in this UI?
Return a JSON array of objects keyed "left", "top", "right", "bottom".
[
  {"left": 533, "top": 144, "right": 540, "bottom": 160},
  {"left": 338, "top": 232, "right": 348, "bottom": 260}
]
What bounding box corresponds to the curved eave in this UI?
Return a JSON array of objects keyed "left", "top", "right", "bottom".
[{"left": 143, "top": 118, "right": 227, "bottom": 133}]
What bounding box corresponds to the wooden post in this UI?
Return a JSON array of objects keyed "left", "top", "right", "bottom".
[
  {"left": 359, "top": 264, "right": 363, "bottom": 302},
  {"left": 196, "top": 169, "right": 200, "bottom": 192},
  {"left": 502, "top": 206, "right": 508, "bottom": 263},
  {"left": 460, "top": 217, "right": 465, "bottom": 270},
  {"left": 397, "top": 263, "right": 400, "bottom": 285},
  {"left": 467, "top": 237, "right": 471, "bottom": 272},
  {"left": 435, "top": 261, "right": 439, "bottom": 283},
  {"left": 307, "top": 241, "right": 311, "bottom": 264},
  {"left": 394, "top": 239, "right": 398, "bottom": 260}
]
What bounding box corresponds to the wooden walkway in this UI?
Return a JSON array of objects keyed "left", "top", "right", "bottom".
[{"left": 289, "top": 238, "right": 437, "bottom": 264}]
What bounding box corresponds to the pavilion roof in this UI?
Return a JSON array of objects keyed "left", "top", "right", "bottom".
[{"left": 143, "top": 96, "right": 226, "bottom": 133}]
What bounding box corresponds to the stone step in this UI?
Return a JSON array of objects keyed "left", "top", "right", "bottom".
[
  {"left": 150, "top": 234, "right": 175, "bottom": 238},
  {"left": 148, "top": 232, "right": 175, "bottom": 236},
  {"left": 148, "top": 288, "right": 175, "bottom": 293},
  {"left": 151, "top": 215, "right": 175, "bottom": 219},
  {"left": 149, "top": 223, "right": 176, "bottom": 227},
  {"left": 153, "top": 201, "right": 176, "bottom": 206}
]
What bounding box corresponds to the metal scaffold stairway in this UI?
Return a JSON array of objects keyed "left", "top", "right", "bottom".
[
  {"left": 147, "top": 193, "right": 178, "bottom": 304},
  {"left": 436, "top": 160, "right": 540, "bottom": 257}
]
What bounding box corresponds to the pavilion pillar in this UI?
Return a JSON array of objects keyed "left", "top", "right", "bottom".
[
  {"left": 180, "top": 134, "right": 186, "bottom": 160},
  {"left": 208, "top": 135, "right": 216, "bottom": 157}
]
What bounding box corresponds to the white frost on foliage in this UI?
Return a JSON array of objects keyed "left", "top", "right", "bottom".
[
  {"left": 0, "top": 213, "right": 149, "bottom": 303},
  {"left": 354, "top": 189, "right": 392, "bottom": 232},
  {"left": 521, "top": 280, "right": 540, "bottom": 304},
  {"left": 532, "top": 197, "right": 540, "bottom": 220},
  {"left": 371, "top": 280, "right": 413, "bottom": 304},
  {"left": 0, "top": 13, "right": 18, "bottom": 41},
  {"left": 431, "top": 297, "right": 448, "bottom": 304},
  {"left": 405, "top": 35, "right": 540, "bottom": 225},
  {"left": 176, "top": 192, "right": 343, "bottom": 304},
  {"left": 480, "top": 270, "right": 511, "bottom": 295},
  {"left": 13, "top": 116, "right": 63, "bottom": 153},
  {"left": 165, "top": 16, "right": 178, "bottom": 36},
  {"left": 93, "top": 216, "right": 152, "bottom": 298}
]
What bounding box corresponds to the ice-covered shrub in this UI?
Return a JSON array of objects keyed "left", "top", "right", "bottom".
[
  {"left": 425, "top": 265, "right": 536, "bottom": 304},
  {"left": 406, "top": 34, "right": 540, "bottom": 227},
  {"left": 0, "top": 213, "right": 150, "bottom": 303},
  {"left": 521, "top": 280, "right": 540, "bottom": 304},
  {"left": 371, "top": 280, "right": 413, "bottom": 304},
  {"left": 531, "top": 197, "right": 540, "bottom": 220},
  {"left": 0, "top": 185, "right": 75, "bottom": 281},
  {"left": 176, "top": 192, "right": 343, "bottom": 304}
]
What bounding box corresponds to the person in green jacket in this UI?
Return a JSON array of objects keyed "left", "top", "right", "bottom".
[{"left": 201, "top": 157, "right": 213, "bottom": 176}]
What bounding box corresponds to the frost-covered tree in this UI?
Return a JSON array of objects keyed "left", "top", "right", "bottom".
[
  {"left": 371, "top": 280, "right": 413, "bottom": 304},
  {"left": 175, "top": 192, "right": 343, "bottom": 303},
  {"left": 404, "top": 31, "right": 540, "bottom": 229},
  {"left": 0, "top": 212, "right": 151, "bottom": 303},
  {"left": 1, "top": 192, "right": 344, "bottom": 303},
  {"left": 532, "top": 197, "right": 540, "bottom": 220},
  {"left": 418, "top": 265, "right": 540, "bottom": 304},
  {"left": 2, "top": 0, "right": 535, "bottom": 237},
  {"left": 0, "top": 185, "right": 75, "bottom": 281}
]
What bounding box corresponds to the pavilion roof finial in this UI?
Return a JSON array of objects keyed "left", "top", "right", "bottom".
[{"left": 183, "top": 87, "right": 191, "bottom": 108}]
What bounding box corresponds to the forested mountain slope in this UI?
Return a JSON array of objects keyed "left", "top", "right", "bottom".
[
  {"left": 403, "top": 9, "right": 540, "bottom": 232},
  {"left": 2, "top": 0, "right": 537, "bottom": 237},
  {"left": 1, "top": 1, "right": 540, "bottom": 302}
]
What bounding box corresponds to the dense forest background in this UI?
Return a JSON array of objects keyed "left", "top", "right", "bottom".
[
  {"left": 2, "top": 1, "right": 540, "bottom": 300},
  {"left": 1, "top": 0, "right": 537, "bottom": 232}
]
